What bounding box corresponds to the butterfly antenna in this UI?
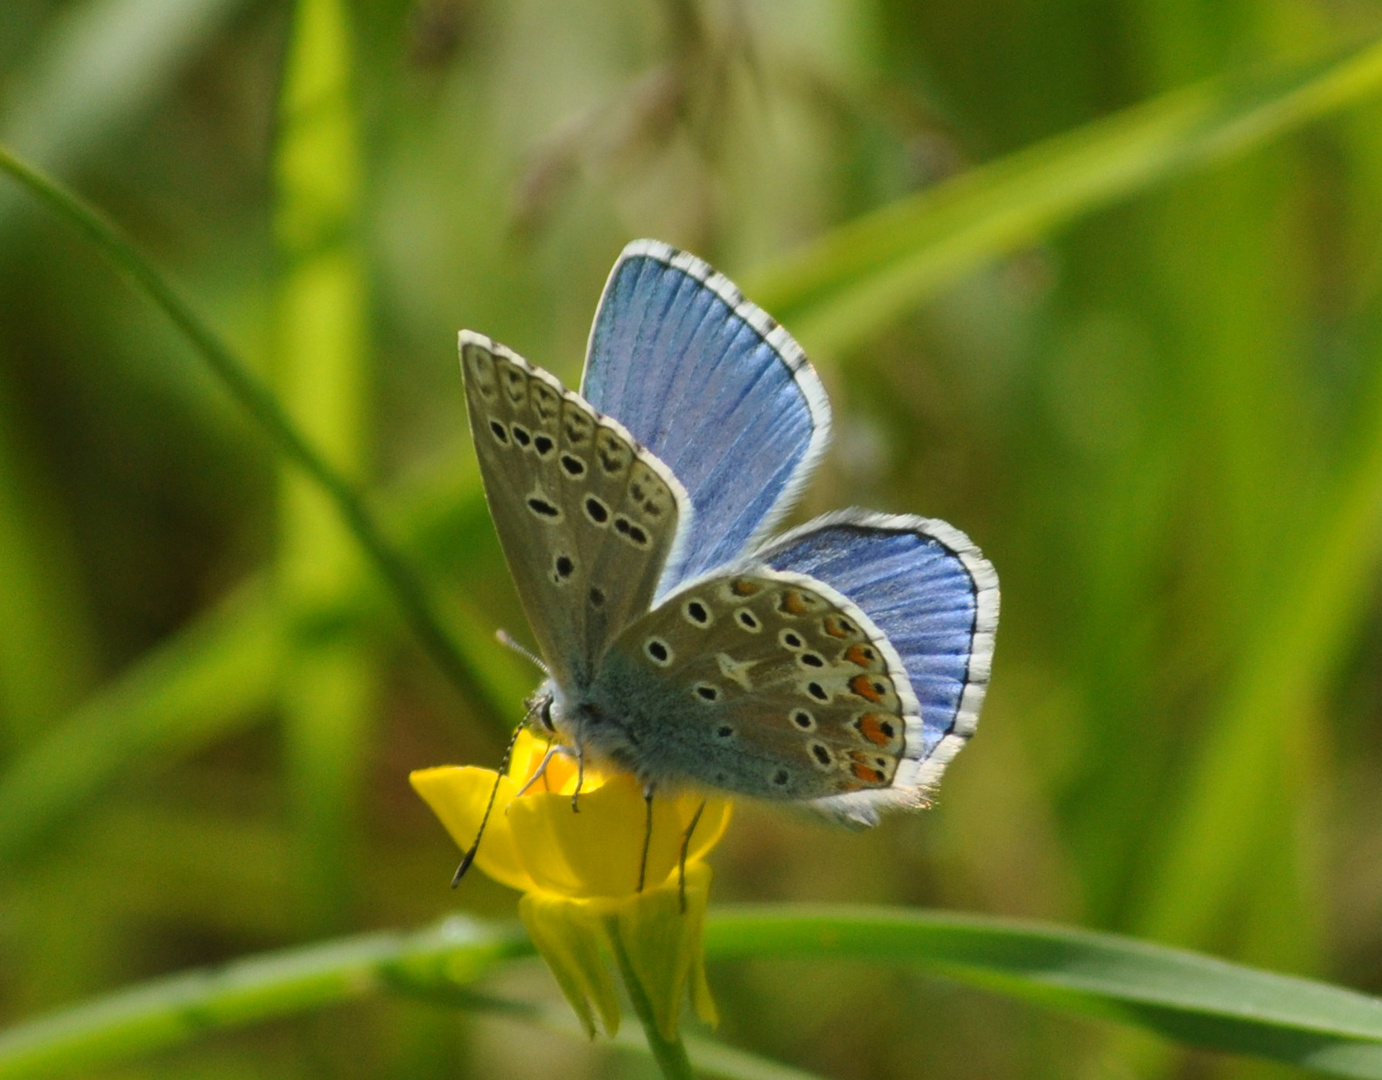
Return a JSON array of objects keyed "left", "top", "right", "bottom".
[
  {"left": 678, "top": 800, "right": 707, "bottom": 914},
  {"left": 496, "top": 629, "right": 549, "bottom": 675},
  {"left": 451, "top": 723, "right": 523, "bottom": 888},
  {"left": 637, "top": 785, "right": 655, "bottom": 893}
]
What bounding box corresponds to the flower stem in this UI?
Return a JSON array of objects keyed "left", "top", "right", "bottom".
[{"left": 604, "top": 916, "right": 696, "bottom": 1080}]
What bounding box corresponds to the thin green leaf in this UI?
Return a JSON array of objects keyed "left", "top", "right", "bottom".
[
  {"left": 0, "top": 468, "right": 523, "bottom": 872},
  {"left": 0, "top": 916, "right": 529, "bottom": 1079},
  {"left": 0, "top": 0, "right": 248, "bottom": 233},
  {"left": 706, "top": 908, "right": 1382, "bottom": 1078},
  {"left": 0, "top": 145, "right": 500, "bottom": 725},
  {"left": 274, "top": 0, "right": 376, "bottom": 934},
  {"left": 0, "top": 581, "right": 281, "bottom": 866},
  {"left": 745, "top": 33, "right": 1382, "bottom": 359},
  {"left": 4, "top": 908, "right": 1382, "bottom": 1078}
]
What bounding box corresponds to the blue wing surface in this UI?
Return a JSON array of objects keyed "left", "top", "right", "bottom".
[
  {"left": 582, "top": 240, "right": 830, "bottom": 596},
  {"left": 755, "top": 511, "right": 999, "bottom": 756}
]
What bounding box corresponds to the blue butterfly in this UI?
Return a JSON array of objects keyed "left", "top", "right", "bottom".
[{"left": 461, "top": 240, "right": 998, "bottom": 826}]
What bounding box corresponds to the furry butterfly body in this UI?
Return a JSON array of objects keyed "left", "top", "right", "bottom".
[{"left": 461, "top": 240, "right": 997, "bottom": 826}]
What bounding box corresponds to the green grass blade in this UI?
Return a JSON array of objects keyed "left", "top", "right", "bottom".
[
  {"left": 705, "top": 908, "right": 1382, "bottom": 1078},
  {"left": 0, "top": 0, "right": 248, "bottom": 233},
  {"left": 0, "top": 373, "right": 95, "bottom": 747},
  {"left": 1135, "top": 353, "right": 1382, "bottom": 948},
  {"left": 745, "top": 33, "right": 1382, "bottom": 358},
  {"left": 3, "top": 908, "right": 1382, "bottom": 1078},
  {"left": 0, "top": 469, "right": 525, "bottom": 872},
  {"left": 0, "top": 917, "right": 529, "bottom": 1079},
  {"left": 0, "top": 581, "right": 282, "bottom": 866},
  {"left": 0, "top": 145, "right": 499, "bottom": 723},
  {"left": 274, "top": 0, "right": 376, "bottom": 934}
]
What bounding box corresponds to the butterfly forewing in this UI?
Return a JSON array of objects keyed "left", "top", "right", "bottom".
[
  {"left": 583, "top": 241, "right": 831, "bottom": 597},
  {"left": 590, "top": 568, "right": 924, "bottom": 816},
  {"left": 460, "top": 332, "right": 688, "bottom": 688}
]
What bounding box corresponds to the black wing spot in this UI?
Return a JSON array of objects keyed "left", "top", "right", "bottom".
[
  {"left": 811, "top": 743, "right": 832, "bottom": 766},
  {"left": 511, "top": 423, "right": 532, "bottom": 447},
  {"left": 527, "top": 497, "right": 561, "bottom": 519},
  {"left": 584, "top": 496, "right": 610, "bottom": 525},
  {"left": 736, "top": 609, "right": 761, "bottom": 632},
  {"left": 533, "top": 433, "right": 555, "bottom": 456},
  {"left": 553, "top": 555, "right": 574, "bottom": 581},
  {"left": 645, "top": 638, "right": 671, "bottom": 665},
  {"left": 807, "top": 681, "right": 829, "bottom": 702},
  {"left": 773, "top": 769, "right": 790, "bottom": 786},
  {"left": 780, "top": 630, "right": 803, "bottom": 649},
  {"left": 488, "top": 420, "right": 509, "bottom": 444},
  {"left": 589, "top": 586, "right": 606, "bottom": 607},
  {"left": 560, "top": 453, "right": 586, "bottom": 477},
  {"left": 716, "top": 725, "right": 734, "bottom": 739},
  {"left": 792, "top": 709, "right": 815, "bottom": 730},
  {"left": 799, "top": 652, "right": 825, "bottom": 668},
  {"left": 694, "top": 683, "right": 720, "bottom": 702},
  {"left": 684, "top": 600, "right": 710, "bottom": 626}
]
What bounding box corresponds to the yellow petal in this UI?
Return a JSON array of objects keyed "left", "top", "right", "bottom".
[
  {"left": 519, "top": 892, "right": 621, "bottom": 1038},
  {"left": 507, "top": 773, "right": 651, "bottom": 896},
  {"left": 409, "top": 765, "right": 535, "bottom": 892},
  {"left": 508, "top": 776, "right": 733, "bottom": 897}
]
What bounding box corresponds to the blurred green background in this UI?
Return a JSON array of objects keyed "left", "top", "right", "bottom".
[{"left": 3, "top": 0, "right": 1382, "bottom": 1076}]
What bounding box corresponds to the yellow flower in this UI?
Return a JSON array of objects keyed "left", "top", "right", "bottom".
[{"left": 411, "top": 730, "right": 732, "bottom": 1039}]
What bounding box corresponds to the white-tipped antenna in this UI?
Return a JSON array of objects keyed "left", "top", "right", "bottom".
[{"left": 496, "top": 629, "right": 549, "bottom": 676}]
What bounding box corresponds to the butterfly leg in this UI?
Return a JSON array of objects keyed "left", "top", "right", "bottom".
[
  {"left": 570, "top": 747, "right": 585, "bottom": 813},
  {"left": 511, "top": 738, "right": 569, "bottom": 798},
  {"left": 637, "top": 784, "right": 655, "bottom": 892},
  {"left": 678, "top": 800, "right": 707, "bottom": 914}
]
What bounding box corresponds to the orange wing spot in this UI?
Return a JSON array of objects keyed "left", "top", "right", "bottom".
[
  {"left": 822, "top": 614, "right": 856, "bottom": 639},
  {"left": 731, "top": 579, "right": 762, "bottom": 597},
  {"left": 849, "top": 674, "right": 887, "bottom": 702},
  {"left": 778, "top": 590, "right": 811, "bottom": 615},
  {"left": 856, "top": 713, "right": 890, "bottom": 746},
  {"left": 844, "top": 644, "right": 876, "bottom": 668},
  {"left": 852, "top": 762, "right": 886, "bottom": 784}
]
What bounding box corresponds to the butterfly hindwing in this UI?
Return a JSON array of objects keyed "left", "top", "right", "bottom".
[
  {"left": 582, "top": 240, "right": 831, "bottom": 597},
  {"left": 755, "top": 511, "right": 999, "bottom": 787},
  {"left": 460, "top": 332, "right": 689, "bottom": 688},
  {"left": 588, "top": 567, "right": 927, "bottom": 823}
]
